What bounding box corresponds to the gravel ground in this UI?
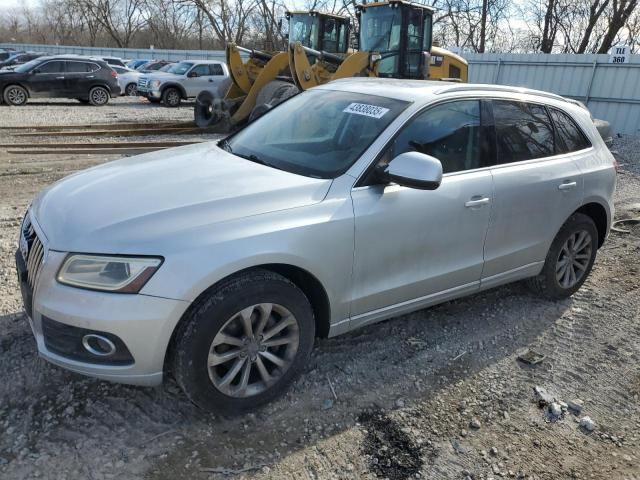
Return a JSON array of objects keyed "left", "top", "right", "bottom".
[{"left": 0, "top": 102, "right": 639, "bottom": 480}]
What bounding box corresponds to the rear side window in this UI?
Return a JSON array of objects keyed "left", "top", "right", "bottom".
[
  {"left": 493, "top": 100, "right": 554, "bottom": 163},
  {"left": 549, "top": 108, "right": 591, "bottom": 153},
  {"left": 210, "top": 64, "right": 224, "bottom": 76},
  {"left": 37, "top": 61, "right": 65, "bottom": 74},
  {"left": 66, "top": 61, "right": 98, "bottom": 73}
]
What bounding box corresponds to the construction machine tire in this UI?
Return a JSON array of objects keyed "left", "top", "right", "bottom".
[
  {"left": 195, "top": 91, "right": 224, "bottom": 128},
  {"left": 248, "top": 80, "right": 299, "bottom": 122}
]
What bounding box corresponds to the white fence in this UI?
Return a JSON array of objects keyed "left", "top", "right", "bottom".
[{"left": 3, "top": 43, "right": 640, "bottom": 135}]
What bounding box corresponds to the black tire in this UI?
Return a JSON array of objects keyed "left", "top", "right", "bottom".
[
  {"left": 162, "top": 87, "right": 181, "bottom": 108},
  {"left": 88, "top": 86, "right": 109, "bottom": 106},
  {"left": 125, "top": 83, "right": 137, "bottom": 96},
  {"left": 194, "top": 91, "right": 216, "bottom": 128},
  {"left": 527, "top": 213, "right": 598, "bottom": 299},
  {"left": 173, "top": 269, "right": 315, "bottom": 414},
  {"left": 3, "top": 85, "right": 28, "bottom": 106},
  {"left": 248, "top": 80, "right": 299, "bottom": 122}
]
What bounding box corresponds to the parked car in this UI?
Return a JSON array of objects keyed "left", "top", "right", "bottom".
[
  {"left": 15, "top": 80, "right": 615, "bottom": 413},
  {"left": 0, "top": 55, "right": 120, "bottom": 106},
  {"left": 137, "top": 60, "right": 230, "bottom": 107},
  {"left": 0, "top": 49, "right": 17, "bottom": 62},
  {"left": 112, "top": 65, "right": 142, "bottom": 96},
  {"left": 136, "top": 60, "right": 173, "bottom": 73},
  {"left": 126, "top": 59, "right": 151, "bottom": 70},
  {"left": 0, "top": 52, "right": 44, "bottom": 70},
  {"left": 100, "top": 56, "right": 126, "bottom": 67}
]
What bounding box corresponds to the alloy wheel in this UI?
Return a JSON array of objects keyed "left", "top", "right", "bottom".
[
  {"left": 207, "top": 303, "right": 300, "bottom": 398},
  {"left": 166, "top": 90, "right": 180, "bottom": 106},
  {"left": 125, "top": 84, "right": 137, "bottom": 96},
  {"left": 91, "top": 88, "right": 108, "bottom": 105},
  {"left": 7, "top": 87, "right": 26, "bottom": 105},
  {"left": 555, "top": 229, "right": 592, "bottom": 288}
]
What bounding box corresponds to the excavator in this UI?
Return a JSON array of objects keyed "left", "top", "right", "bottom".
[{"left": 194, "top": 1, "right": 468, "bottom": 131}]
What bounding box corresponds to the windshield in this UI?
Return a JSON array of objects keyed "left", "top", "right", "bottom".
[
  {"left": 164, "top": 62, "right": 192, "bottom": 75},
  {"left": 289, "top": 15, "right": 319, "bottom": 50},
  {"left": 225, "top": 90, "right": 409, "bottom": 179},
  {"left": 14, "top": 59, "right": 42, "bottom": 73},
  {"left": 360, "top": 5, "right": 402, "bottom": 76},
  {"left": 159, "top": 63, "right": 173, "bottom": 72}
]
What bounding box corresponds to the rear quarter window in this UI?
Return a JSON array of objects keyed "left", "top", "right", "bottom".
[{"left": 549, "top": 107, "right": 592, "bottom": 153}]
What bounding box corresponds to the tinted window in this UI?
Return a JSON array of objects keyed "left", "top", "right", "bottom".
[
  {"left": 37, "top": 61, "right": 65, "bottom": 74},
  {"left": 493, "top": 101, "right": 554, "bottom": 163},
  {"left": 112, "top": 66, "right": 127, "bottom": 74},
  {"left": 210, "top": 64, "right": 224, "bottom": 75},
  {"left": 66, "top": 61, "right": 97, "bottom": 73},
  {"left": 550, "top": 108, "right": 591, "bottom": 153},
  {"left": 381, "top": 100, "right": 482, "bottom": 174}
]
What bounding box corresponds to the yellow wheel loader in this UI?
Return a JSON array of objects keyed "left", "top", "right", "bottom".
[{"left": 194, "top": 11, "right": 351, "bottom": 130}]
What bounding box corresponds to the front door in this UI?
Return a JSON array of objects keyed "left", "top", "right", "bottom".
[
  {"left": 184, "top": 64, "right": 214, "bottom": 97},
  {"left": 29, "top": 60, "right": 67, "bottom": 97},
  {"left": 350, "top": 99, "right": 494, "bottom": 327}
]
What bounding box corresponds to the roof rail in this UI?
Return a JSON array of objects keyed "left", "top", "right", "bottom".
[{"left": 434, "top": 84, "right": 567, "bottom": 102}]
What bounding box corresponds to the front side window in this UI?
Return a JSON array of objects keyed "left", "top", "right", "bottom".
[
  {"left": 166, "top": 62, "right": 193, "bottom": 75},
  {"left": 493, "top": 100, "right": 554, "bottom": 163},
  {"left": 37, "top": 61, "right": 65, "bottom": 74},
  {"left": 379, "top": 100, "right": 482, "bottom": 174},
  {"left": 190, "top": 64, "right": 211, "bottom": 76},
  {"left": 226, "top": 90, "right": 409, "bottom": 179},
  {"left": 549, "top": 107, "right": 591, "bottom": 153}
]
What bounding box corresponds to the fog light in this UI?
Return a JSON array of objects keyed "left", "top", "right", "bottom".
[{"left": 82, "top": 334, "right": 117, "bottom": 357}]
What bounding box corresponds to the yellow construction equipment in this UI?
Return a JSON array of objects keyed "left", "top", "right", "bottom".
[
  {"left": 195, "top": 1, "right": 469, "bottom": 131},
  {"left": 194, "top": 11, "right": 351, "bottom": 130}
]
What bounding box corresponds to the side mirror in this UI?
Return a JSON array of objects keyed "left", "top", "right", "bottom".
[
  {"left": 380, "top": 152, "right": 442, "bottom": 190},
  {"left": 187, "top": 70, "right": 198, "bottom": 78}
]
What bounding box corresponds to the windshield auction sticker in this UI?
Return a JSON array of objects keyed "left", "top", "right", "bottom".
[{"left": 343, "top": 103, "right": 389, "bottom": 119}]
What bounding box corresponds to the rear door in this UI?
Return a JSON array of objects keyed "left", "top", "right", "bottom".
[
  {"left": 481, "top": 99, "right": 584, "bottom": 288},
  {"left": 64, "top": 61, "right": 98, "bottom": 98},
  {"left": 29, "top": 60, "right": 67, "bottom": 97}
]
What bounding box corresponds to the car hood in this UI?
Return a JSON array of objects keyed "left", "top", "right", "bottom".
[
  {"left": 32, "top": 142, "right": 332, "bottom": 253},
  {"left": 141, "top": 72, "right": 176, "bottom": 81}
]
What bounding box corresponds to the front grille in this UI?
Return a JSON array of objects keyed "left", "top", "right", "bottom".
[
  {"left": 137, "top": 77, "right": 148, "bottom": 89},
  {"left": 21, "top": 215, "right": 45, "bottom": 290}
]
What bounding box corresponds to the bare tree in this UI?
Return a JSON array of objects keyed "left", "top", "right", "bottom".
[{"left": 597, "top": 0, "right": 639, "bottom": 52}]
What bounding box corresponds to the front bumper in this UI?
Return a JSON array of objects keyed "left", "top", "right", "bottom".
[
  {"left": 17, "top": 247, "right": 189, "bottom": 386},
  {"left": 138, "top": 87, "right": 161, "bottom": 99}
]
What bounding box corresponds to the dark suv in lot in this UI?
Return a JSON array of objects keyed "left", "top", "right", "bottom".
[{"left": 0, "top": 56, "right": 120, "bottom": 106}]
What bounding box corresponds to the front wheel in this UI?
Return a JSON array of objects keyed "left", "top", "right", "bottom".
[
  {"left": 173, "top": 270, "right": 315, "bottom": 414},
  {"left": 527, "top": 213, "right": 598, "bottom": 299},
  {"left": 125, "top": 83, "right": 138, "bottom": 96},
  {"left": 162, "top": 87, "right": 181, "bottom": 108},
  {"left": 3, "top": 85, "right": 28, "bottom": 106},
  {"left": 88, "top": 86, "right": 109, "bottom": 106}
]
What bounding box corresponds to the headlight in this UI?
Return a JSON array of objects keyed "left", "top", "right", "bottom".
[
  {"left": 57, "top": 254, "right": 163, "bottom": 293},
  {"left": 150, "top": 80, "right": 162, "bottom": 88}
]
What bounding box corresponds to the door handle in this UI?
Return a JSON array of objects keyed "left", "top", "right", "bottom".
[
  {"left": 558, "top": 181, "right": 577, "bottom": 191},
  {"left": 55, "top": 76, "right": 65, "bottom": 79},
  {"left": 208, "top": 78, "right": 214, "bottom": 82},
  {"left": 465, "top": 197, "right": 490, "bottom": 208},
  {"left": 87, "top": 75, "right": 95, "bottom": 79}
]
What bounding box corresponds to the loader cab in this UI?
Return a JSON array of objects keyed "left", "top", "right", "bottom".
[
  {"left": 286, "top": 11, "right": 351, "bottom": 54},
  {"left": 357, "top": 0, "right": 433, "bottom": 79}
]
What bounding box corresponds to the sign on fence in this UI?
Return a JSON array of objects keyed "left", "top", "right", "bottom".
[{"left": 609, "top": 45, "right": 630, "bottom": 64}]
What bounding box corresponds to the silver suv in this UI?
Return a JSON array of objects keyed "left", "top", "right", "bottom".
[
  {"left": 137, "top": 60, "right": 231, "bottom": 107},
  {"left": 16, "top": 79, "right": 616, "bottom": 413}
]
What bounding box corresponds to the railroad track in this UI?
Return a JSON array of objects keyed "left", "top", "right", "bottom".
[{"left": 1, "top": 141, "right": 202, "bottom": 155}]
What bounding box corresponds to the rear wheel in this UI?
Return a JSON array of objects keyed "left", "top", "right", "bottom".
[
  {"left": 527, "top": 213, "right": 598, "bottom": 299},
  {"left": 3, "top": 85, "right": 28, "bottom": 106},
  {"left": 174, "top": 270, "right": 315, "bottom": 414},
  {"left": 125, "top": 83, "right": 137, "bottom": 96},
  {"left": 162, "top": 87, "right": 181, "bottom": 108},
  {"left": 88, "top": 86, "right": 109, "bottom": 106}
]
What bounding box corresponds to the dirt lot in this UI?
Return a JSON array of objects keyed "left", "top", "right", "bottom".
[{"left": 1, "top": 99, "right": 639, "bottom": 480}]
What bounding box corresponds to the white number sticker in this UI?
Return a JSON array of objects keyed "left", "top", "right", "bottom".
[{"left": 343, "top": 103, "right": 389, "bottom": 119}]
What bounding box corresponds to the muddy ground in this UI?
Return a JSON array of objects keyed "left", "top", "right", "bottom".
[{"left": 0, "top": 99, "right": 639, "bottom": 480}]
